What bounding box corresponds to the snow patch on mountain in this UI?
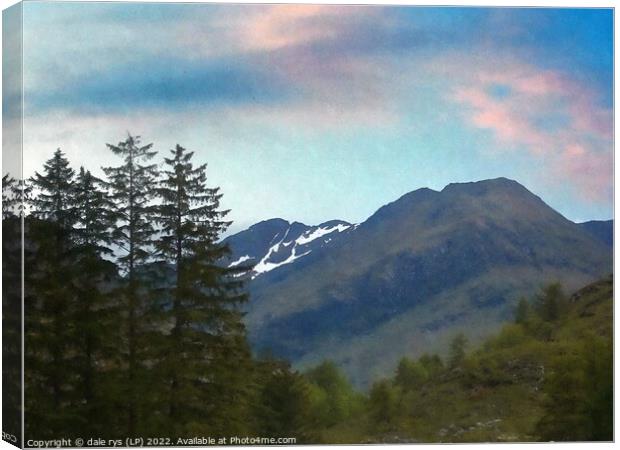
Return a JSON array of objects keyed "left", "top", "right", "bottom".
[
  {"left": 224, "top": 219, "right": 355, "bottom": 279},
  {"left": 253, "top": 244, "right": 311, "bottom": 277},
  {"left": 228, "top": 255, "right": 252, "bottom": 267},
  {"left": 296, "top": 224, "right": 351, "bottom": 245}
]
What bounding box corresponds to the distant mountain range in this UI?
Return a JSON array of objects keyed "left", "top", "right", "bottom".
[
  {"left": 224, "top": 178, "right": 613, "bottom": 387},
  {"left": 579, "top": 219, "right": 613, "bottom": 247}
]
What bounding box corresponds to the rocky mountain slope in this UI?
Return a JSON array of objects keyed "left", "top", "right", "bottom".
[
  {"left": 578, "top": 219, "right": 613, "bottom": 247},
  {"left": 225, "top": 178, "right": 613, "bottom": 387}
]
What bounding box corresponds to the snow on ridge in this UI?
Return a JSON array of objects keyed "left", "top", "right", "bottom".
[
  {"left": 247, "top": 221, "right": 354, "bottom": 279},
  {"left": 228, "top": 255, "right": 252, "bottom": 267},
  {"left": 252, "top": 245, "right": 311, "bottom": 278},
  {"left": 295, "top": 223, "right": 351, "bottom": 246}
]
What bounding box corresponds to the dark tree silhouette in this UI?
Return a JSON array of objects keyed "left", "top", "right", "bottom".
[
  {"left": 70, "top": 167, "right": 120, "bottom": 436},
  {"left": 102, "top": 134, "right": 158, "bottom": 436},
  {"left": 152, "top": 144, "right": 253, "bottom": 436},
  {"left": 26, "top": 149, "right": 79, "bottom": 437}
]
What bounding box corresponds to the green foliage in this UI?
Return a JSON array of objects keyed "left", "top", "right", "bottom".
[
  {"left": 357, "top": 279, "right": 612, "bottom": 443},
  {"left": 536, "top": 335, "right": 612, "bottom": 441},
  {"left": 367, "top": 380, "right": 399, "bottom": 431},
  {"left": 448, "top": 333, "right": 468, "bottom": 368},
  {"left": 254, "top": 360, "right": 316, "bottom": 442},
  {"left": 514, "top": 297, "right": 530, "bottom": 325},
  {"left": 304, "top": 361, "right": 361, "bottom": 427},
  {"left": 394, "top": 357, "right": 427, "bottom": 392},
  {"left": 418, "top": 353, "right": 444, "bottom": 375},
  {"left": 534, "top": 282, "right": 565, "bottom": 322},
  {"left": 483, "top": 323, "right": 530, "bottom": 351}
]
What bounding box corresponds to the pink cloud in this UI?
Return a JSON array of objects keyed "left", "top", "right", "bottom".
[
  {"left": 237, "top": 5, "right": 373, "bottom": 53},
  {"left": 446, "top": 57, "right": 612, "bottom": 202},
  {"left": 453, "top": 87, "right": 549, "bottom": 148},
  {"left": 559, "top": 144, "right": 613, "bottom": 201}
]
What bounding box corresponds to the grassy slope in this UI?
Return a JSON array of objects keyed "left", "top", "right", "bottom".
[
  {"left": 320, "top": 275, "right": 613, "bottom": 443},
  {"left": 296, "top": 266, "right": 599, "bottom": 388}
]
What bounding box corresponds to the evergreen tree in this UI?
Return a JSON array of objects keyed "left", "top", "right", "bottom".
[
  {"left": 152, "top": 144, "right": 252, "bottom": 436},
  {"left": 257, "top": 361, "right": 314, "bottom": 441},
  {"left": 70, "top": 167, "right": 120, "bottom": 436},
  {"left": 2, "top": 174, "right": 17, "bottom": 218},
  {"left": 102, "top": 134, "right": 158, "bottom": 435},
  {"left": 3, "top": 174, "right": 31, "bottom": 219},
  {"left": 26, "top": 149, "right": 79, "bottom": 437},
  {"left": 30, "top": 148, "right": 76, "bottom": 226}
]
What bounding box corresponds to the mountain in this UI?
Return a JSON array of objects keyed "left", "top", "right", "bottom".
[
  {"left": 225, "top": 178, "right": 613, "bottom": 387},
  {"left": 578, "top": 219, "right": 613, "bottom": 247},
  {"left": 222, "top": 218, "right": 355, "bottom": 278}
]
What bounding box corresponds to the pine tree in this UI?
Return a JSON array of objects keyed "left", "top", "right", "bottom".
[
  {"left": 102, "top": 134, "right": 158, "bottom": 436},
  {"left": 2, "top": 174, "right": 17, "bottom": 219},
  {"left": 30, "top": 148, "right": 76, "bottom": 226},
  {"left": 152, "top": 144, "right": 252, "bottom": 436},
  {"left": 70, "top": 167, "right": 120, "bottom": 436},
  {"left": 26, "top": 149, "right": 79, "bottom": 437},
  {"left": 255, "top": 359, "right": 314, "bottom": 441},
  {"left": 3, "top": 174, "right": 31, "bottom": 219},
  {"left": 2, "top": 173, "right": 32, "bottom": 218}
]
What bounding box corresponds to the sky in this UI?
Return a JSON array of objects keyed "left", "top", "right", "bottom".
[{"left": 5, "top": 2, "right": 614, "bottom": 233}]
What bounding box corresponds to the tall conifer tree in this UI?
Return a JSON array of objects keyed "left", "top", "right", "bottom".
[
  {"left": 153, "top": 144, "right": 253, "bottom": 436},
  {"left": 102, "top": 134, "right": 158, "bottom": 435},
  {"left": 30, "top": 148, "right": 76, "bottom": 226},
  {"left": 27, "top": 149, "right": 79, "bottom": 436},
  {"left": 71, "top": 167, "right": 120, "bottom": 436}
]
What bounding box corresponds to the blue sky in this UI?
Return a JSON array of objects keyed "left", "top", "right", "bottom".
[{"left": 13, "top": 3, "right": 614, "bottom": 232}]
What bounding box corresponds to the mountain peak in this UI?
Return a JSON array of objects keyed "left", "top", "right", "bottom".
[
  {"left": 249, "top": 218, "right": 290, "bottom": 230},
  {"left": 441, "top": 177, "right": 526, "bottom": 195}
]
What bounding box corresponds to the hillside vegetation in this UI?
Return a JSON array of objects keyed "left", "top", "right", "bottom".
[{"left": 264, "top": 276, "right": 613, "bottom": 443}]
